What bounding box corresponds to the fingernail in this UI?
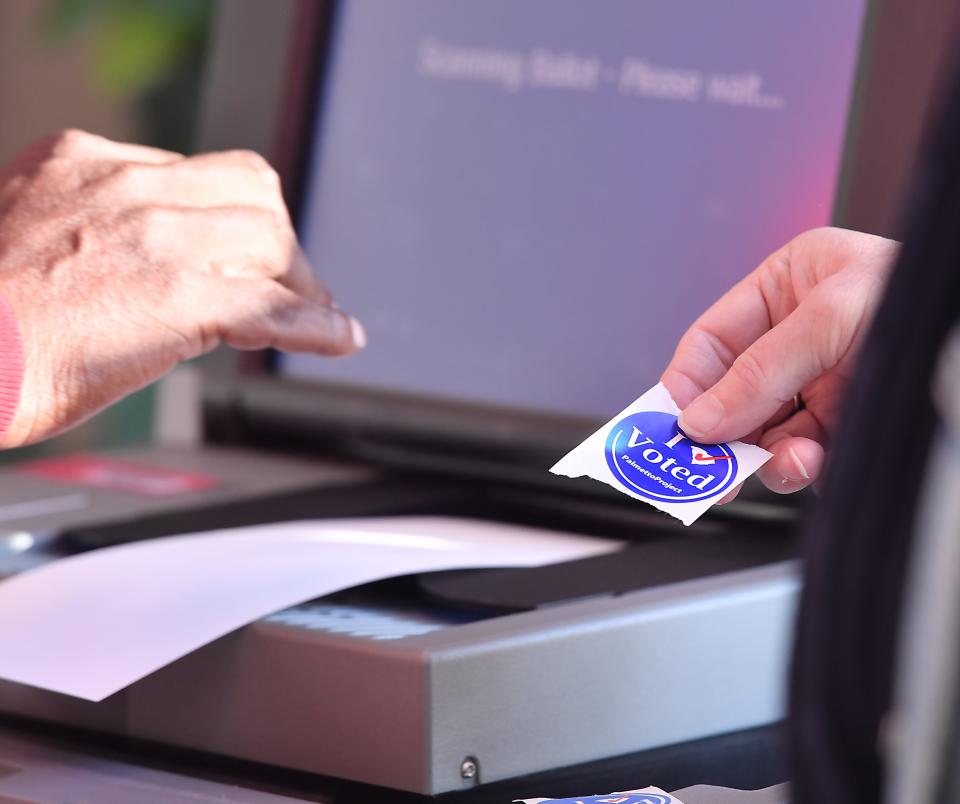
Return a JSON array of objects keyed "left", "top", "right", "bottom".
[
  {"left": 784, "top": 447, "right": 810, "bottom": 481},
  {"left": 679, "top": 393, "right": 724, "bottom": 438},
  {"left": 349, "top": 317, "right": 366, "bottom": 349}
]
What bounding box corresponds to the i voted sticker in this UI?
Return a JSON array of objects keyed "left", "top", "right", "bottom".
[
  {"left": 605, "top": 411, "right": 738, "bottom": 503},
  {"left": 550, "top": 383, "right": 771, "bottom": 526}
]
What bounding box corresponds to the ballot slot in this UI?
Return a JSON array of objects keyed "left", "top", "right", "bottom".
[
  {"left": 418, "top": 526, "right": 798, "bottom": 614},
  {"left": 416, "top": 485, "right": 800, "bottom": 613},
  {"left": 274, "top": 574, "right": 497, "bottom": 630}
]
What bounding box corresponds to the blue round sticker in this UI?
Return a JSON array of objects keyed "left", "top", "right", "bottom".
[{"left": 605, "top": 411, "right": 738, "bottom": 503}]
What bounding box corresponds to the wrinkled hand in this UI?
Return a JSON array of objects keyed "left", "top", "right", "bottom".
[
  {"left": 661, "top": 227, "right": 898, "bottom": 498},
  {"left": 0, "top": 130, "right": 364, "bottom": 447}
]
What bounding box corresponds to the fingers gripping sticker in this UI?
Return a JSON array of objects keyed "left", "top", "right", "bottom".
[
  {"left": 605, "top": 411, "right": 739, "bottom": 503},
  {"left": 550, "top": 383, "right": 771, "bottom": 526}
]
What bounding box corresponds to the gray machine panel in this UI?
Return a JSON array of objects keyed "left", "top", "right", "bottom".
[
  {"left": 0, "top": 447, "right": 798, "bottom": 794},
  {"left": 0, "top": 555, "right": 798, "bottom": 794}
]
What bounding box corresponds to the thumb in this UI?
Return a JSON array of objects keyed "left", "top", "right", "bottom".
[{"left": 677, "top": 294, "right": 836, "bottom": 443}]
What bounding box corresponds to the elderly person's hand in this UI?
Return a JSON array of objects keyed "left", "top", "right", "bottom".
[
  {"left": 661, "top": 227, "right": 898, "bottom": 498},
  {"left": 0, "top": 130, "right": 364, "bottom": 447}
]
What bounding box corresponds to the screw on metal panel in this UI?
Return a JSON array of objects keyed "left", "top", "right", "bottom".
[{"left": 460, "top": 757, "right": 479, "bottom": 781}]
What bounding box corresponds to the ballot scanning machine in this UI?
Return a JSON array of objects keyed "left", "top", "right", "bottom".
[{"left": 0, "top": 0, "right": 933, "bottom": 798}]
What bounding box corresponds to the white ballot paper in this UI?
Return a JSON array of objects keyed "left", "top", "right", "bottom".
[
  {"left": 0, "top": 516, "right": 621, "bottom": 701},
  {"left": 517, "top": 786, "right": 683, "bottom": 803},
  {"left": 551, "top": 383, "right": 772, "bottom": 526}
]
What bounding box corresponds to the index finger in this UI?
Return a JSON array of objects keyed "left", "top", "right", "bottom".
[{"left": 661, "top": 268, "right": 778, "bottom": 408}]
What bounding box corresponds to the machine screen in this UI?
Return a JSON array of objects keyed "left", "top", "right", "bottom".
[{"left": 282, "top": 0, "right": 868, "bottom": 419}]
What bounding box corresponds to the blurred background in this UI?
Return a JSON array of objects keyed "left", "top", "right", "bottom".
[{"left": 0, "top": 0, "right": 214, "bottom": 460}]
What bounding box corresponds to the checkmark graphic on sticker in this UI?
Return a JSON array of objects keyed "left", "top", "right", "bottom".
[{"left": 689, "top": 447, "right": 732, "bottom": 466}]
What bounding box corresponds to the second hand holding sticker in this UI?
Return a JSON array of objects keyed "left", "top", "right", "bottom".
[{"left": 550, "top": 383, "right": 772, "bottom": 526}]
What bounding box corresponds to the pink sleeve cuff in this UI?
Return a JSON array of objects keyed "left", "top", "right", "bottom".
[{"left": 0, "top": 295, "right": 24, "bottom": 439}]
